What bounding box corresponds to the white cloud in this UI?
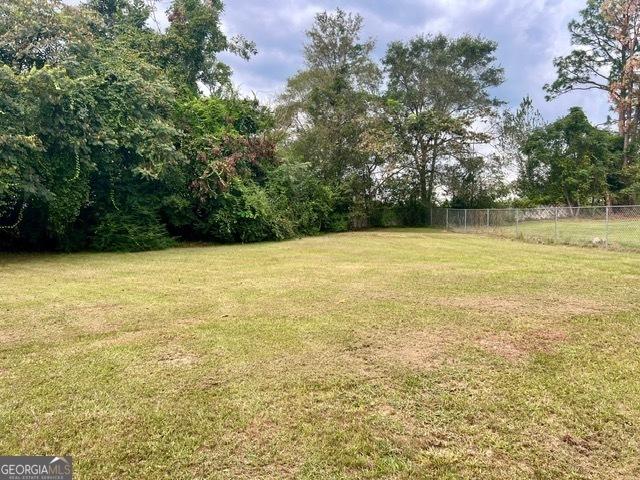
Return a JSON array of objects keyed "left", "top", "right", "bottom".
[{"left": 64, "top": 0, "right": 612, "bottom": 122}]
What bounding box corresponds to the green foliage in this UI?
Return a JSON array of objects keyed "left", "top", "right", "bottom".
[
  {"left": 5, "top": 0, "right": 638, "bottom": 253},
  {"left": 326, "top": 213, "right": 350, "bottom": 232},
  {"left": 443, "top": 155, "right": 509, "bottom": 209},
  {"left": 544, "top": 0, "right": 613, "bottom": 100},
  {"left": 498, "top": 97, "right": 547, "bottom": 198},
  {"left": 383, "top": 34, "right": 504, "bottom": 219},
  {"left": 91, "top": 208, "right": 175, "bottom": 252},
  {"left": 523, "top": 107, "right": 621, "bottom": 206},
  {"left": 161, "top": 0, "right": 256, "bottom": 94},
  {"left": 183, "top": 161, "right": 337, "bottom": 244},
  {"left": 278, "top": 9, "right": 381, "bottom": 222},
  {"left": 545, "top": 0, "right": 640, "bottom": 159},
  {"left": 0, "top": 67, "right": 42, "bottom": 204},
  {"left": 84, "top": 0, "right": 150, "bottom": 31},
  {"left": 620, "top": 162, "right": 640, "bottom": 203},
  {"left": 0, "top": 25, "right": 180, "bottom": 248},
  {"left": 0, "top": 0, "right": 99, "bottom": 72},
  {"left": 200, "top": 178, "right": 293, "bottom": 243},
  {"left": 266, "top": 162, "right": 334, "bottom": 235},
  {"left": 0, "top": 0, "right": 276, "bottom": 252}
]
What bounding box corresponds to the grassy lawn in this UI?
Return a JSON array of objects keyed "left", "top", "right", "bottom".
[
  {"left": 481, "top": 219, "right": 640, "bottom": 251},
  {"left": 1, "top": 230, "right": 640, "bottom": 479}
]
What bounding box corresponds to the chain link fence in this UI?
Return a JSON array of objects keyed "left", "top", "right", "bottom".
[{"left": 432, "top": 205, "right": 640, "bottom": 251}]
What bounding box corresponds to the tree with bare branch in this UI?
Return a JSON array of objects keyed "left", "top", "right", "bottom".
[{"left": 546, "top": 0, "right": 640, "bottom": 162}]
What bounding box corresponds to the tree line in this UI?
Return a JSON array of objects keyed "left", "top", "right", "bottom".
[{"left": 0, "top": 0, "right": 639, "bottom": 251}]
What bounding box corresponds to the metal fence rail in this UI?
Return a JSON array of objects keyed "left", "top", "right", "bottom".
[{"left": 432, "top": 205, "right": 640, "bottom": 251}]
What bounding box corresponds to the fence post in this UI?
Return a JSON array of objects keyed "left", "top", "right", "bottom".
[
  {"left": 445, "top": 209, "right": 449, "bottom": 230},
  {"left": 464, "top": 209, "right": 468, "bottom": 232},
  {"left": 515, "top": 208, "right": 519, "bottom": 237},
  {"left": 605, "top": 206, "right": 610, "bottom": 249},
  {"left": 486, "top": 208, "right": 490, "bottom": 229},
  {"left": 555, "top": 206, "right": 559, "bottom": 242}
]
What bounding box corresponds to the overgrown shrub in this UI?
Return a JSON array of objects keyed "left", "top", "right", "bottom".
[
  {"left": 91, "top": 209, "right": 175, "bottom": 252},
  {"left": 266, "top": 162, "right": 334, "bottom": 235},
  {"left": 197, "top": 179, "right": 293, "bottom": 243}
]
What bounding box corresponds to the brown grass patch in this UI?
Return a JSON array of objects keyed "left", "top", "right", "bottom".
[
  {"left": 477, "top": 332, "right": 527, "bottom": 361},
  {"left": 89, "top": 329, "right": 151, "bottom": 348},
  {"left": 354, "top": 328, "right": 460, "bottom": 370},
  {"left": 50, "top": 302, "right": 127, "bottom": 337},
  {"left": 561, "top": 433, "right": 598, "bottom": 456},
  {"left": 478, "top": 328, "right": 568, "bottom": 361},
  {"left": 0, "top": 330, "right": 28, "bottom": 346},
  {"left": 438, "top": 295, "right": 610, "bottom": 319},
  {"left": 156, "top": 349, "right": 200, "bottom": 367}
]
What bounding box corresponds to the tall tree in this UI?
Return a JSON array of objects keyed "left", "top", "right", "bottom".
[
  {"left": 278, "top": 9, "right": 381, "bottom": 224},
  {"left": 441, "top": 153, "right": 508, "bottom": 209},
  {"left": 545, "top": 0, "right": 640, "bottom": 160},
  {"left": 497, "top": 97, "right": 546, "bottom": 197},
  {"left": 522, "top": 107, "right": 620, "bottom": 206},
  {"left": 161, "top": 0, "right": 256, "bottom": 94},
  {"left": 383, "top": 34, "right": 504, "bottom": 221},
  {"left": 85, "top": 0, "right": 257, "bottom": 95}
]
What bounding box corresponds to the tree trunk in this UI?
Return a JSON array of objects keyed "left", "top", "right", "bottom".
[
  {"left": 425, "top": 142, "right": 439, "bottom": 226},
  {"left": 619, "top": 34, "right": 632, "bottom": 165},
  {"left": 562, "top": 184, "right": 574, "bottom": 215},
  {"left": 418, "top": 164, "right": 428, "bottom": 225}
]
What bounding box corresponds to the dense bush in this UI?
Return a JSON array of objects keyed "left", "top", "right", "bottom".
[
  {"left": 91, "top": 209, "right": 176, "bottom": 252},
  {"left": 198, "top": 179, "right": 292, "bottom": 243},
  {"left": 0, "top": 0, "right": 333, "bottom": 252},
  {"left": 266, "top": 162, "right": 334, "bottom": 235}
]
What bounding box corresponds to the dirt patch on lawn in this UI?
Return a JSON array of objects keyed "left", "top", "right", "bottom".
[
  {"left": 381, "top": 330, "right": 454, "bottom": 368},
  {"left": 348, "top": 328, "right": 461, "bottom": 371},
  {"left": 477, "top": 333, "right": 527, "bottom": 361},
  {"left": 561, "top": 433, "right": 599, "bottom": 456},
  {"left": 478, "top": 328, "right": 569, "bottom": 361},
  {"left": 437, "top": 295, "right": 611, "bottom": 319},
  {"left": 350, "top": 323, "right": 568, "bottom": 370}
]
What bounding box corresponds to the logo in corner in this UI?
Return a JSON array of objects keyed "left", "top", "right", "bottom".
[{"left": 0, "top": 456, "right": 73, "bottom": 480}]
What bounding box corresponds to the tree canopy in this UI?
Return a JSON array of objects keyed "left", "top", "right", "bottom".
[
  {"left": 523, "top": 107, "right": 621, "bottom": 206},
  {"left": 1, "top": 0, "right": 638, "bottom": 251},
  {"left": 545, "top": 0, "right": 640, "bottom": 159},
  {"left": 383, "top": 34, "right": 504, "bottom": 217}
]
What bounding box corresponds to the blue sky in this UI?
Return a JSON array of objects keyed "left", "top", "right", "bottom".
[{"left": 214, "top": 0, "right": 610, "bottom": 123}]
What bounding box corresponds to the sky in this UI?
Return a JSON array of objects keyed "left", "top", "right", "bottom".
[{"left": 211, "top": 0, "right": 610, "bottom": 124}]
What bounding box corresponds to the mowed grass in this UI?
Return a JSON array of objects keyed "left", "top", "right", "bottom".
[
  {"left": 493, "top": 218, "right": 640, "bottom": 250},
  {"left": 1, "top": 230, "right": 640, "bottom": 479}
]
